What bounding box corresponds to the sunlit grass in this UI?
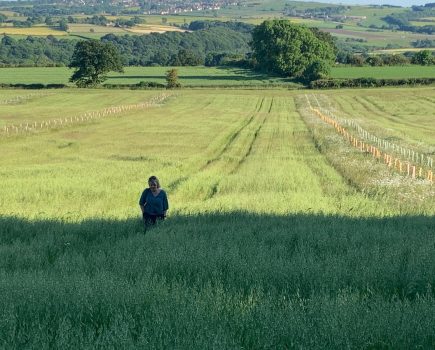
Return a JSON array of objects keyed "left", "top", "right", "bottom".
[
  {"left": 1, "top": 88, "right": 433, "bottom": 220},
  {"left": 0, "top": 26, "right": 67, "bottom": 36},
  {"left": 331, "top": 65, "right": 435, "bottom": 79}
]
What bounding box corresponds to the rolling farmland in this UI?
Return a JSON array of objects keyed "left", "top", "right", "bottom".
[{"left": 0, "top": 88, "right": 434, "bottom": 348}]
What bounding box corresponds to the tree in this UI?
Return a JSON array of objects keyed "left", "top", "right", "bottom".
[
  {"left": 250, "top": 20, "right": 336, "bottom": 81},
  {"left": 165, "top": 68, "right": 181, "bottom": 89},
  {"left": 303, "top": 60, "right": 331, "bottom": 82},
  {"left": 45, "top": 16, "right": 54, "bottom": 26},
  {"left": 69, "top": 40, "right": 124, "bottom": 87},
  {"left": 58, "top": 19, "right": 69, "bottom": 31},
  {"left": 411, "top": 50, "right": 434, "bottom": 65},
  {"left": 366, "top": 55, "right": 383, "bottom": 66},
  {"left": 174, "top": 49, "right": 203, "bottom": 66},
  {"left": 310, "top": 27, "right": 337, "bottom": 55}
]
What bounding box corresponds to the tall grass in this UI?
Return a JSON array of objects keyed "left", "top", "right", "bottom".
[{"left": 0, "top": 88, "right": 434, "bottom": 348}]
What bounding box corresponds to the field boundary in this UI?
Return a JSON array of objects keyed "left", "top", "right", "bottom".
[
  {"left": 305, "top": 95, "right": 433, "bottom": 184},
  {"left": 309, "top": 94, "right": 434, "bottom": 169},
  {"left": 310, "top": 77, "right": 435, "bottom": 89},
  {"left": 0, "top": 93, "right": 173, "bottom": 138},
  {"left": 0, "top": 92, "right": 53, "bottom": 105}
]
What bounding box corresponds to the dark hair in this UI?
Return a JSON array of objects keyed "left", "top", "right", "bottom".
[{"left": 148, "top": 175, "right": 160, "bottom": 188}]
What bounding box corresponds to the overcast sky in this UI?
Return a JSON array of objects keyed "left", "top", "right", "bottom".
[{"left": 297, "top": 0, "right": 430, "bottom": 6}]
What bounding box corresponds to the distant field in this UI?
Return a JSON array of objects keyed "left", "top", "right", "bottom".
[
  {"left": 0, "top": 66, "right": 434, "bottom": 86},
  {"left": 325, "top": 27, "right": 435, "bottom": 48},
  {"left": 67, "top": 23, "right": 128, "bottom": 34},
  {"left": 126, "top": 24, "right": 187, "bottom": 34},
  {"left": 0, "top": 22, "right": 188, "bottom": 39},
  {"left": 346, "top": 5, "right": 407, "bottom": 27},
  {"left": 67, "top": 23, "right": 186, "bottom": 38},
  {"left": 331, "top": 66, "right": 435, "bottom": 79},
  {"left": 0, "top": 10, "right": 18, "bottom": 17},
  {"left": 0, "top": 26, "right": 67, "bottom": 36},
  {"left": 410, "top": 20, "right": 435, "bottom": 27},
  {"left": 375, "top": 48, "right": 435, "bottom": 53},
  {"left": 0, "top": 66, "right": 295, "bottom": 87}
]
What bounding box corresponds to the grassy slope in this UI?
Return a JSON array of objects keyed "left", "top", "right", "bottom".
[{"left": 0, "top": 88, "right": 434, "bottom": 348}]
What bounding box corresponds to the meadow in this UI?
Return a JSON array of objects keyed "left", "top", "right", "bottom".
[
  {"left": 0, "top": 87, "right": 434, "bottom": 348},
  {"left": 67, "top": 23, "right": 187, "bottom": 40},
  {"left": 330, "top": 65, "right": 435, "bottom": 79},
  {"left": 0, "top": 25, "right": 68, "bottom": 36},
  {"left": 1, "top": 65, "right": 435, "bottom": 87},
  {"left": 0, "top": 66, "right": 295, "bottom": 87}
]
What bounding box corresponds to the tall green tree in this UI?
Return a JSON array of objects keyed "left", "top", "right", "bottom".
[
  {"left": 411, "top": 50, "right": 434, "bottom": 65},
  {"left": 250, "top": 20, "right": 336, "bottom": 81},
  {"left": 69, "top": 40, "right": 124, "bottom": 87},
  {"left": 58, "top": 18, "right": 69, "bottom": 31}
]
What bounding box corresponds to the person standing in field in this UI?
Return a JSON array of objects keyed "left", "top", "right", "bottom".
[{"left": 139, "top": 176, "right": 169, "bottom": 229}]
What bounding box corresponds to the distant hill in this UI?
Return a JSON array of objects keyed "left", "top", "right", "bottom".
[{"left": 298, "top": 0, "right": 429, "bottom": 6}]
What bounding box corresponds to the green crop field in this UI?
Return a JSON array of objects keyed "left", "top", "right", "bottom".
[
  {"left": 331, "top": 65, "right": 435, "bottom": 79},
  {"left": 346, "top": 5, "right": 407, "bottom": 27},
  {"left": 410, "top": 20, "right": 435, "bottom": 27},
  {"left": 0, "top": 66, "right": 296, "bottom": 87},
  {"left": 1, "top": 65, "right": 435, "bottom": 87},
  {"left": 0, "top": 87, "right": 434, "bottom": 348}
]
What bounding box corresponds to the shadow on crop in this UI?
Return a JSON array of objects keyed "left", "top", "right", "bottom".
[
  {"left": 1, "top": 212, "right": 434, "bottom": 301},
  {"left": 1, "top": 212, "right": 434, "bottom": 350},
  {"left": 108, "top": 74, "right": 282, "bottom": 82},
  {"left": 107, "top": 67, "right": 295, "bottom": 83}
]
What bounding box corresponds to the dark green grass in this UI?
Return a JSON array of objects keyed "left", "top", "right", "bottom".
[
  {"left": 1, "top": 213, "right": 434, "bottom": 348},
  {"left": 0, "top": 66, "right": 295, "bottom": 87},
  {"left": 331, "top": 65, "right": 435, "bottom": 79},
  {"left": 1, "top": 66, "right": 434, "bottom": 87}
]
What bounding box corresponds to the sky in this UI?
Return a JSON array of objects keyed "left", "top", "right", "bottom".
[{"left": 297, "top": 0, "right": 431, "bottom": 6}]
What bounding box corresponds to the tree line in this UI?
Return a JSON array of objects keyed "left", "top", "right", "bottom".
[
  {"left": 337, "top": 50, "right": 435, "bottom": 66},
  {"left": 1, "top": 19, "right": 433, "bottom": 70},
  {"left": 0, "top": 21, "right": 252, "bottom": 67}
]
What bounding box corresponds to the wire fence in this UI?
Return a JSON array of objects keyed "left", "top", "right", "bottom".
[
  {"left": 310, "top": 94, "right": 434, "bottom": 169},
  {"left": 305, "top": 94, "right": 433, "bottom": 184},
  {"left": 0, "top": 92, "right": 53, "bottom": 105},
  {"left": 0, "top": 93, "right": 173, "bottom": 138}
]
